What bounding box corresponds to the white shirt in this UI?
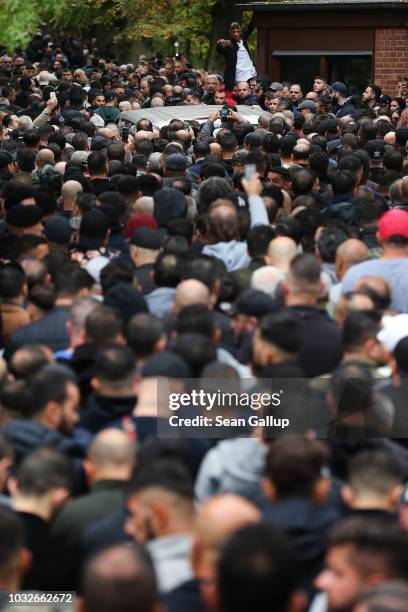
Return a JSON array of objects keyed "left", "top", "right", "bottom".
[{"left": 235, "top": 39, "right": 256, "bottom": 83}]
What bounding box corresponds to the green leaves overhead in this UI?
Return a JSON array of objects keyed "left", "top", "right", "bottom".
[
  {"left": 0, "top": 0, "right": 244, "bottom": 64},
  {"left": 0, "top": 0, "right": 63, "bottom": 49}
]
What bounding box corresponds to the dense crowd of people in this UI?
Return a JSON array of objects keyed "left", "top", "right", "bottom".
[{"left": 0, "top": 24, "right": 408, "bottom": 612}]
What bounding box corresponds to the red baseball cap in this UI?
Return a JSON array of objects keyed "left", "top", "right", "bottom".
[
  {"left": 378, "top": 209, "right": 408, "bottom": 240},
  {"left": 125, "top": 214, "right": 158, "bottom": 239}
]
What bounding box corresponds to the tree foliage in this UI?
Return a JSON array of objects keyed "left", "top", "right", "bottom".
[
  {"left": 60, "top": 0, "right": 218, "bottom": 61},
  {"left": 0, "top": 0, "right": 249, "bottom": 64},
  {"left": 0, "top": 0, "right": 63, "bottom": 50}
]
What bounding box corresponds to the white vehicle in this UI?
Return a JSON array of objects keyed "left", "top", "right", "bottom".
[{"left": 119, "top": 104, "right": 265, "bottom": 129}]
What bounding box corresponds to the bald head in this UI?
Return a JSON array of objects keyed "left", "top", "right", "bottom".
[
  {"left": 266, "top": 237, "right": 297, "bottom": 273},
  {"left": 97, "top": 127, "right": 115, "bottom": 139},
  {"left": 336, "top": 238, "right": 368, "bottom": 276},
  {"left": 119, "top": 101, "right": 131, "bottom": 112},
  {"left": 236, "top": 82, "right": 250, "bottom": 98},
  {"left": 133, "top": 196, "right": 154, "bottom": 216},
  {"left": 151, "top": 97, "right": 164, "bottom": 108},
  {"left": 87, "top": 428, "right": 136, "bottom": 479},
  {"left": 353, "top": 276, "right": 392, "bottom": 310},
  {"left": 251, "top": 266, "right": 285, "bottom": 299},
  {"left": 383, "top": 131, "right": 396, "bottom": 146},
  {"left": 174, "top": 279, "right": 210, "bottom": 314},
  {"left": 209, "top": 200, "right": 237, "bottom": 222},
  {"left": 175, "top": 130, "right": 190, "bottom": 143},
  {"left": 193, "top": 494, "right": 260, "bottom": 579},
  {"left": 55, "top": 161, "right": 66, "bottom": 176},
  {"left": 36, "top": 148, "right": 54, "bottom": 169},
  {"left": 335, "top": 292, "right": 375, "bottom": 325},
  {"left": 292, "top": 144, "right": 310, "bottom": 160},
  {"left": 208, "top": 199, "right": 239, "bottom": 243},
  {"left": 135, "top": 130, "right": 154, "bottom": 142},
  {"left": 210, "top": 142, "right": 222, "bottom": 157},
  {"left": 61, "top": 180, "right": 83, "bottom": 209},
  {"left": 82, "top": 544, "right": 157, "bottom": 612},
  {"left": 337, "top": 239, "right": 368, "bottom": 262}
]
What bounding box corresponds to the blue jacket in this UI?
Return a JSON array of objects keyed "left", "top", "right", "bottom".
[
  {"left": 336, "top": 97, "right": 357, "bottom": 118},
  {"left": 7, "top": 305, "right": 70, "bottom": 354}
]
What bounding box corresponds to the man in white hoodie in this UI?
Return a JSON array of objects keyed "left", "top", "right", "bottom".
[{"left": 202, "top": 175, "right": 269, "bottom": 272}]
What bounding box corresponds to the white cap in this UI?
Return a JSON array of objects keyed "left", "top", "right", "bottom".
[
  {"left": 377, "top": 314, "right": 408, "bottom": 352},
  {"left": 38, "top": 71, "right": 52, "bottom": 85},
  {"left": 90, "top": 114, "right": 105, "bottom": 128}
]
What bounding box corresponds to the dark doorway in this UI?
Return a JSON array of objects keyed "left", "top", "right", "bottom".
[
  {"left": 276, "top": 53, "right": 372, "bottom": 95},
  {"left": 278, "top": 56, "right": 320, "bottom": 93},
  {"left": 327, "top": 56, "right": 372, "bottom": 95}
]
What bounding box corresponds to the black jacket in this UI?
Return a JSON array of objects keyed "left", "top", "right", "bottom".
[
  {"left": 263, "top": 498, "right": 341, "bottom": 594},
  {"left": 1, "top": 419, "right": 82, "bottom": 466},
  {"left": 15, "top": 90, "right": 32, "bottom": 109},
  {"left": 216, "top": 22, "right": 255, "bottom": 90},
  {"left": 285, "top": 305, "right": 343, "bottom": 377},
  {"left": 82, "top": 508, "right": 129, "bottom": 559},
  {"left": 336, "top": 97, "right": 358, "bottom": 118},
  {"left": 113, "top": 415, "right": 210, "bottom": 479},
  {"left": 327, "top": 429, "right": 408, "bottom": 481},
  {"left": 164, "top": 579, "right": 205, "bottom": 612},
  {"left": 234, "top": 93, "right": 259, "bottom": 106},
  {"left": 18, "top": 511, "right": 76, "bottom": 590},
  {"left": 134, "top": 263, "right": 155, "bottom": 294},
  {"left": 80, "top": 394, "right": 136, "bottom": 434},
  {"left": 202, "top": 92, "right": 215, "bottom": 105},
  {"left": 69, "top": 341, "right": 98, "bottom": 400},
  {"left": 0, "top": 225, "right": 18, "bottom": 261},
  {"left": 0, "top": 169, "right": 13, "bottom": 193}
]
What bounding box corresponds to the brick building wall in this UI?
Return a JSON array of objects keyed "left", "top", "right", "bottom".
[{"left": 374, "top": 28, "right": 408, "bottom": 95}]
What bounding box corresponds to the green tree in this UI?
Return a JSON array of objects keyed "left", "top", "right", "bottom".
[
  {"left": 61, "top": 0, "right": 218, "bottom": 64},
  {"left": 0, "top": 0, "right": 63, "bottom": 49},
  {"left": 0, "top": 0, "right": 257, "bottom": 66}
]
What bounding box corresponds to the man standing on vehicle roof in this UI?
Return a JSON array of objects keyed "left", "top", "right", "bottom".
[{"left": 216, "top": 19, "right": 256, "bottom": 100}]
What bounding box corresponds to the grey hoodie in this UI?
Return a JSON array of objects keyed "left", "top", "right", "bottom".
[
  {"left": 195, "top": 437, "right": 267, "bottom": 507},
  {"left": 203, "top": 240, "right": 251, "bottom": 272},
  {"left": 202, "top": 195, "right": 269, "bottom": 272},
  {"left": 145, "top": 287, "right": 176, "bottom": 318}
]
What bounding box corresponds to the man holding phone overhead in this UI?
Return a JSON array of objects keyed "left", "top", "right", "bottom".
[{"left": 216, "top": 18, "right": 257, "bottom": 96}]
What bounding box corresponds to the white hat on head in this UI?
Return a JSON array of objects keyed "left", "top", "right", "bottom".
[
  {"left": 90, "top": 114, "right": 105, "bottom": 128},
  {"left": 38, "top": 71, "right": 52, "bottom": 86}
]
